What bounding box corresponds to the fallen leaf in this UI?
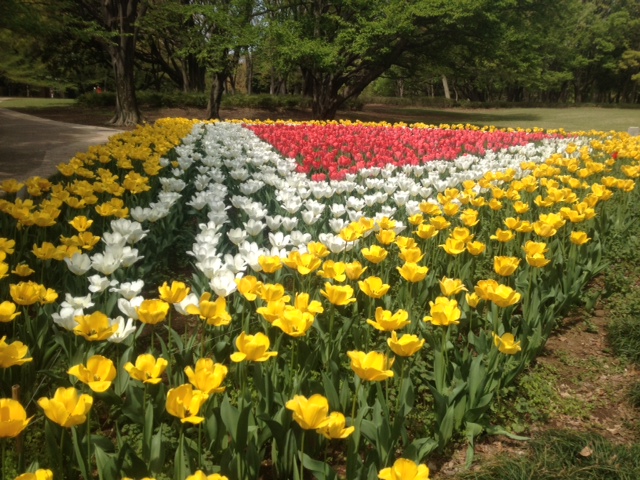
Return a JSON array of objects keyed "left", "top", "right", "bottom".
[{"left": 579, "top": 445, "right": 593, "bottom": 457}]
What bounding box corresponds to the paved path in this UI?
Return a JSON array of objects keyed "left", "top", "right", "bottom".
[{"left": 0, "top": 99, "right": 122, "bottom": 182}]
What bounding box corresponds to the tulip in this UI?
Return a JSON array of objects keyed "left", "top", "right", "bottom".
[
  {"left": 256, "top": 299, "right": 288, "bottom": 324},
  {"left": 185, "top": 471, "right": 229, "bottom": 480},
  {"left": 68, "top": 355, "right": 116, "bottom": 393},
  {"left": 69, "top": 215, "right": 94, "bottom": 232},
  {"left": 344, "top": 261, "right": 368, "bottom": 280},
  {"left": 387, "top": 331, "right": 425, "bottom": 357},
  {"left": 11, "top": 263, "right": 34, "bottom": 277},
  {"left": 430, "top": 216, "right": 451, "bottom": 231},
  {"left": 398, "top": 247, "right": 424, "bottom": 264},
  {"left": 0, "top": 336, "right": 32, "bottom": 368},
  {"left": 378, "top": 458, "right": 430, "bottom": 480},
  {"left": 367, "top": 307, "right": 410, "bottom": 331},
  {"left": 358, "top": 276, "right": 391, "bottom": 298},
  {"left": 294, "top": 293, "right": 324, "bottom": 316},
  {"left": 490, "top": 229, "right": 514, "bottom": 243},
  {"left": 493, "top": 256, "right": 521, "bottom": 277},
  {"left": 439, "top": 277, "right": 467, "bottom": 297},
  {"left": 166, "top": 384, "right": 209, "bottom": 424},
  {"left": 14, "top": 469, "right": 54, "bottom": 480},
  {"left": 347, "top": 350, "right": 394, "bottom": 382},
  {"left": 0, "top": 301, "right": 20, "bottom": 323},
  {"left": 492, "top": 332, "right": 522, "bottom": 354},
  {"left": 38, "top": 387, "right": 93, "bottom": 428},
  {"left": 440, "top": 238, "right": 466, "bottom": 255},
  {"left": 459, "top": 209, "right": 479, "bottom": 227},
  {"left": 317, "top": 260, "right": 347, "bottom": 282},
  {"left": 376, "top": 229, "right": 396, "bottom": 245},
  {"left": 466, "top": 241, "right": 486, "bottom": 256},
  {"left": 488, "top": 284, "right": 521, "bottom": 308},
  {"left": 321, "top": 282, "right": 357, "bottom": 306},
  {"left": 423, "top": 297, "right": 461, "bottom": 327},
  {"left": 158, "top": 280, "right": 190, "bottom": 304},
  {"left": 273, "top": 307, "right": 315, "bottom": 337},
  {"left": 474, "top": 279, "right": 499, "bottom": 300},
  {"left": 74, "top": 311, "right": 119, "bottom": 341},
  {"left": 258, "top": 255, "right": 282, "bottom": 273},
  {"left": 416, "top": 224, "right": 438, "bottom": 240},
  {"left": 186, "top": 292, "right": 231, "bottom": 327},
  {"left": 361, "top": 245, "right": 388, "bottom": 264},
  {"left": 465, "top": 292, "right": 480, "bottom": 308},
  {"left": 316, "top": 411, "right": 355, "bottom": 439},
  {"left": 236, "top": 275, "right": 263, "bottom": 301},
  {"left": 570, "top": 231, "right": 591, "bottom": 245},
  {"left": 125, "top": 353, "right": 168, "bottom": 384},
  {"left": 0, "top": 398, "right": 32, "bottom": 438},
  {"left": 185, "top": 358, "right": 228, "bottom": 395},
  {"left": 230, "top": 332, "right": 278, "bottom": 362},
  {"left": 9, "top": 281, "right": 42, "bottom": 306},
  {"left": 285, "top": 394, "right": 331, "bottom": 430},
  {"left": 307, "top": 241, "right": 331, "bottom": 258},
  {"left": 136, "top": 299, "right": 170, "bottom": 325},
  {"left": 397, "top": 262, "right": 429, "bottom": 283}
]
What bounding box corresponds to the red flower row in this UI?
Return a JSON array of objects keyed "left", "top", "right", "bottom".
[{"left": 245, "top": 124, "right": 557, "bottom": 181}]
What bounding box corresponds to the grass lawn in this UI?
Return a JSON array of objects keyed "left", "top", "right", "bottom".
[
  {"left": 0, "top": 97, "right": 76, "bottom": 108},
  {"left": 348, "top": 104, "right": 640, "bottom": 133}
]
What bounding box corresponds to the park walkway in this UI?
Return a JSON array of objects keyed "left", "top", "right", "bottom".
[{"left": 0, "top": 98, "right": 122, "bottom": 182}]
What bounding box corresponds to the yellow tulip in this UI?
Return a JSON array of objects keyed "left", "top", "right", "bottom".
[
  {"left": 450, "top": 227, "right": 473, "bottom": 243},
  {"left": 166, "top": 384, "right": 209, "bottom": 424},
  {"left": 415, "top": 224, "right": 438, "bottom": 240},
  {"left": 158, "top": 280, "right": 190, "bottom": 304},
  {"left": 316, "top": 411, "right": 355, "bottom": 439},
  {"left": 307, "top": 241, "right": 331, "bottom": 258},
  {"left": 124, "top": 353, "right": 168, "bottom": 384},
  {"left": 256, "top": 298, "right": 288, "bottom": 324},
  {"left": 136, "top": 299, "right": 170, "bottom": 325},
  {"left": 466, "top": 241, "right": 486, "bottom": 256},
  {"left": 488, "top": 284, "right": 521, "bottom": 308},
  {"left": 366, "top": 307, "right": 410, "bottom": 332},
  {"left": 361, "top": 245, "right": 388, "bottom": 264},
  {"left": 38, "top": 387, "right": 93, "bottom": 428},
  {"left": 235, "top": 275, "right": 263, "bottom": 301},
  {"left": 259, "top": 283, "right": 289, "bottom": 302},
  {"left": 490, "top": 229, "right": 514, "bottom": 243},
  {"left": 258, "top": 255, "right": 283, "bottom": 274},
  {"left": 230, "top": 332, "right": 278, "bottom": 362},
  {"left": 74, "top": 311, "right": 118, "bottom": 341},
  {"left": 429, "top": 216, "right": 450, "bottom": 231},
  {"left": 459, "top": 209, "right": 479, "bottom": 227},
  {"left": 440, "top": 238, "right": 466, "bottom": 255},
  {"left": 273, "top": 307, "right": 315, "bottom": 337},
  {"left": 492, "top": 332, "right": 522, "bottom": 354},
  {"left": 294, "top": 293, "right": 324, "bottom": 316},
  {"left": 465, "top": 292, "right": 480, "bottom": 308},
  {"left": 0, "top": 336, "right": 32, "bottom": 368},
  {"left": 439, "top": 277, "right": 467, "bottom": 297},
  {"left": 376, "top": 229, "right": 396, "bottom": 245},
  {"left": 419, "top": 202, "right": 441, "bottom": 216},
  {"left": 378, "top": 458, "right": 430, "bottom": 480},
  {"left": 185, "top": 471, "right": 229, "bottom": 480},
  {"left": 11, "top": 264, "right": 34, "bottom": 277},
  {"left": 397, "top": 247, "right": 424, "bottom": 264},
  {"left": 344, "top": 261, "right": 368, "bottom": 280},
  {"left": 397, "top": 262, "right": 429, "bottom": 283},
  {"left": 570, "top": 231, "right": 591, "bottom": 245},
  {"left": 347, "top": 351, "right": 394, "bottom": 382},
  {"left": 387, "top": 331, "right": 425, "bottom": 357},
  {"left": 282, "top": 251, "right": 322, "bottom": 275},
  {"left": 285, "top": 394, "right": 331, "bottom": 430},
  {"left": 317, "top": 260, "right": 347, "bottom": 282},
  {"left": 69, "top": 215, "right": 94, "bottom": 232},
  {"left": 68, "top": 355, "right": 116, "bottom": 393},
  {"left": 0, "top": 301, "right": 20, "bottom": 323},
  {"left": 320, "top": 282, "right": 357, "bottom": 306},
  {"left": 474, "top": 279, "right": 499, "bottom": 300},
  {"left": 14, "top": 469, "right": 54, "bottom": 480},
  {"left": 185, "top": 358, "right": 228, "bottom": 395},
  {"left": 9, "top": 281, "right": 42, "bottom": 306},
  {"left": 0, "top": 398, "right": 32, "bottom": 438},
  {"left": 493, "top": 256, "right": 521, "bottom": 277},
  {"left": 358, "top": 276, "right": 391, "bottom": 298},
  {"left": 186, "top": 293, "right": 231, "bottom": 327},
  {"left": 423, "top": 297, "right": 461, "bottom": 327}
]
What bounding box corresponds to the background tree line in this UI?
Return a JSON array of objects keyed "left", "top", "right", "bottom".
[{"left": 1, "top": 0, "right": 639, "bottom": 125}]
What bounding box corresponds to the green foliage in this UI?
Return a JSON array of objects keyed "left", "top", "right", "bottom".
[{"left": 458, "top": 430, "right": 640, "bottom": 480}]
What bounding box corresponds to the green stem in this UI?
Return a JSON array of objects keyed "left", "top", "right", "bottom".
[
  {"left": 299, "top": 430, "right": 306, "bottom": 480},
  {"left": 87, "top": 404, "right": 92, "bottom": 474},
  {"left": 351, "top": 380, "right": 363, "bottom": 422},
  {"left": 2, "top": 439, "right": 6, "bottom": 480}
]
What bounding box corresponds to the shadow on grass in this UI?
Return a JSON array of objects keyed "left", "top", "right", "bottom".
[{"left": 360, "top": 105, "right": 541, "bottom": 127}]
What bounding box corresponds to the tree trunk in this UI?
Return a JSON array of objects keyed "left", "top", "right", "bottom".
[
  {"left": 103, "top": 0, "right": 144, "bottom": 126},
  {"left": 206, "top": 71, "right": 226, "bottom": 120},
  {"left": 246, "top": 52, "right": 253, "bottom": 95},
  {"left": 442, "top": 75, "right": 451, "bottom": 99}
]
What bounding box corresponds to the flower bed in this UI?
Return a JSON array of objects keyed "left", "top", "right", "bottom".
[{"left": 0, "top": 118, "right": 639, "bottom": 480}]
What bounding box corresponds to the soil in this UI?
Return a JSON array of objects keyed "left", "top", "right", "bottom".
[{"left": 431, "top": 304, "right": 640, "bottom": 478}]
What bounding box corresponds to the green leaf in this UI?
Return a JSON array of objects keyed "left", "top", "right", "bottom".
[
  {"left": 95, "top": 444, "right": 119, "bottom": 480},
  {"left": 302, "top": 453, "right": 337, "bottom": 480},
  {"left": 149, "top": 423, "right": 165, "bottom": 474},
  {"left": 71, "top": 426, "right": 92, "bottom": 480},
  {"left": 142, "top": 399, "right": 153, "bottom": 463}
]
